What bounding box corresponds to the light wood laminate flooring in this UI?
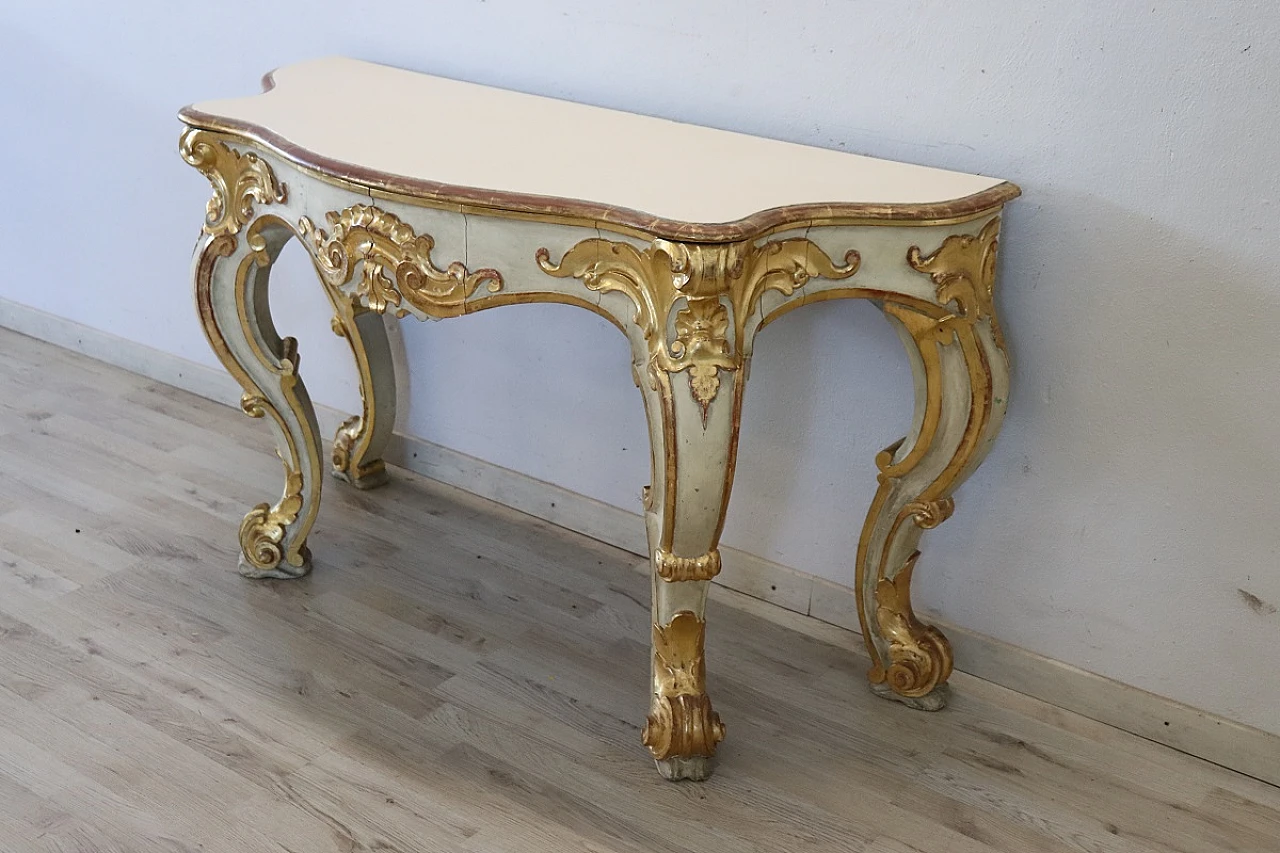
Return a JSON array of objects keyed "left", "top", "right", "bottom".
[{"left": 0, "top": 326, "right": 1276, "bottom": 853}]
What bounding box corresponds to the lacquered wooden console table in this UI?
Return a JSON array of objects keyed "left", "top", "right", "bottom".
[{"left": 179, "top": 57, "right": 1019, "bottom": 781}]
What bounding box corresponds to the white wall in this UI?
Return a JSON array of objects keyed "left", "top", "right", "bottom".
[{"left": 2, "top": 2, "right": 1278, "bottom": 735}]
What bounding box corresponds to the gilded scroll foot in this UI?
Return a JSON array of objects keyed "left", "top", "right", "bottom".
[
  {"left": 323, "top": 304, "right": 397, "bottom": 491},
  {"left": 642, "top": 691, "right": 725, "bottom": 762},
  {"left": 543, "top": 231, "right": 860, "bottom": 780},
  {"left": 854, "top": 217, "right": 1010, "bottom": 716},
  {"left": 330, "top": 414, "right": 390, "bottom": 489},
  {"left": 869, "top": 680, "right": 949, "bottom": 712},
  {"left": 235, "top": 459, "right": 315, "bottom": 579},
  {"left": 643, "top": 610, "right": 725, "bottom": 780},
  {"left": 631, "top": 332, "right": 743, "bottom": 781},
  {"left": 865, "top": 555, "right": 955, "bottom": 702},
  {"left": 237, "top": 542, "right": 312, "bottom": 580}
]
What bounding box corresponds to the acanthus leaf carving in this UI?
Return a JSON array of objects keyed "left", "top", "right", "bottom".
[
  {"left": 538, "top": 237, "right": 859, "bottom": 424},
  {"left": 642, "top": 611, "right": 725, "bottom": 760},
  {"left": 301, "top": 204, "right": 503, "bottom": 318},
  {"left": 672, "top": 298, "right": 731, "bottom": 424},
  {"left": 904, "top": 497, "right": 955, "bottom": 529},
  {"left": 854, "top": 220, "right": 1009, "bottom": 701},
  {"left": 907, "top": 216, "right": 1004, "bottom": 350},
  {"left": 237, "top": 393, "right": 308, "bottom": 573},
  {"left": 180, "top": 129, "right": 287, "bottom": 238},
  {"left": 870, "top": 553, "right": 953, "bottom": 698},
  {"left": 331, "top": 414, "right": 362, "bottom": 477}
]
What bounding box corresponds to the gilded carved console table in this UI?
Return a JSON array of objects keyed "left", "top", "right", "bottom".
[{"left": 179, "top": 57, "right": 1018, "bottom": 781}]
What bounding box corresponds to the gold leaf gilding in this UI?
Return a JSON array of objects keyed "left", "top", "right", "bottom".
[
  {"left": 642, "top": 611, "right": 725, "bottom": 760},
  {"left": 870, "top": 554, "right": 954, "bottom": 697},
  {"left": 179, "top": 130, "right": 286, "bottom": 237},
  {"left": 539, "top": 237, "right": 859, "bottom": 424},
  {"left": 654, "top": 548, "right": 722, "bottom": 582},
  {"left": 301, "top": 204, "right": 503, "bottom": 318},
  {"left": 907, "top": 217, "right": 1004, "bottom": 350}
]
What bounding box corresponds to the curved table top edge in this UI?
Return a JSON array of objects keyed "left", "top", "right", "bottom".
[{"left": 179, "top": 63, "right": 1021, "bottom": 243}]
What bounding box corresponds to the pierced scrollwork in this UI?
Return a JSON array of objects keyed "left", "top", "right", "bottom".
[
  {"left": 907, "top": 216, "right": 1004, "bottom": 350},
  {"left": 538, "top": 237, "right": 859, "bottom": 424},
  {"left": 642, "top": 611, "right": 725, "bottom": 760},
  {"left": 179, "top": 129, "right": 287, "bottom": 237},
  {"left": 871, "top": 553, "right": 954, "bottom": 697},
  {"left": 300, "top": 204, "right": 504, "bottom": 318}
]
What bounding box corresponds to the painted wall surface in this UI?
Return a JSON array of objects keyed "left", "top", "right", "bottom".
[{"left": 2, "top": 3, "right": 1277, "bottom": 734}]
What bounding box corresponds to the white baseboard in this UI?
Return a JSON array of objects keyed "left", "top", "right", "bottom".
[{"left": 4, "top": 295, "right": 1277, "bottom": 788}]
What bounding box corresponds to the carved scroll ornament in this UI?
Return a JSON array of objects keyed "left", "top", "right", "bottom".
[
  {"left": 907, "top": 216, "right": 1005, "bottom": 350},
  {"left": 538, "top": 237, "right": 860, "bottom": 424},
  {"left": 301, "top": 204, "right": 504, "bottom": 318},
  {"left": 642, "top": 611, "right": 725, "bottom": 760},
  {"left": 179, "top": 129, "right": 287, "bottom": 238}
]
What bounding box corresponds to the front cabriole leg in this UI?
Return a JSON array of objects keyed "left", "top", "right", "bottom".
[
  {"left": 538, "top": 233, "right": 858, "bottom": 780},
  {"left": 183, "top": 129, "right": 323, "bottom": 579},
  {"left": 857, "top": 217, "right": 1010, "bottom": 709},
  {"left": 639, "top": 362, "right": 737, "bottom": 782}
]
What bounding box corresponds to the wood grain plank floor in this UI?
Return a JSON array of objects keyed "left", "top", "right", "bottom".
[{"left": 1, "top": 325, "right": 1277, "bottom": 853}]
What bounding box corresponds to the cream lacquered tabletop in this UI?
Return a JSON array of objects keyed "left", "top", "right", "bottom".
[{"left": 181, "top": 57, "right": 1013, "bottom": 232}]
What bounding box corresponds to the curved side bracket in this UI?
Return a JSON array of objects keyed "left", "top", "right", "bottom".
[{"left": 855, "top": 216, "right": 1010, "bottom": 709}]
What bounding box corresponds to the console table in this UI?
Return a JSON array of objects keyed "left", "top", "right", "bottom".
[{"left": 179, "top": 57, "right": 1019, "bottom": 781}]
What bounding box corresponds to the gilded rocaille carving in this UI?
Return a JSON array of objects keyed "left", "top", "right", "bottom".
[
  {"left": 238, "top": 455, "right": 308, "bottom": 571},
  {"left": 654, "top": 548, "right": 722, "bottom": 582},
  {"left": 236, "top": 352, "right": 311, "bottom": 573},
  {"left": 870, "top": 554, "right": 953, "bottom": 697},
  {"left": 672, "top": 297, "right": 731, "bottom": 417},
  {"left": 181, "top": 61, "right": 1018, "bottom": 784},
  {"left": 300, "top": 204, "right": 504, "bottom": 318},
  {"left": 331, "top": 414, "right": 362, "bottom": 477},
  {"left": 179, "top": 129, "right": 287, "bottom": 237},
  {"left": 642, "top": 611, "right": 725, "bottom": 760},
  {"left": 907, "top": 216, "right": 1005, "bottom": 350},
  {"left": 537, "top": 237, "right": 859, "bottom": 424}
]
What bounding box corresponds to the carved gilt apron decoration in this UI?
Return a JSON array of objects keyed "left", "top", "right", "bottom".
[
  {"left": 301, "top": 204, "right": 504, "bottom": 319},
  {"left": 537, "top": 237, "right": 860, "bottom": 425}
]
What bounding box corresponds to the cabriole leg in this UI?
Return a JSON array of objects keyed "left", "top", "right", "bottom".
[
  {"left": 534, "top": 231, "right": 860, "bottom": 777},
  {"left": 637, "top": 364, "right": 742, "bottom": 781},
  {"left": 193, "top": 218, "right": 324, "bottom": 579},
  {"left": 326, "top": 300, "right": 396, "bottom": 489},
  {"left": 856, "top": 223, "right": 1010, "bottom": 709}
]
